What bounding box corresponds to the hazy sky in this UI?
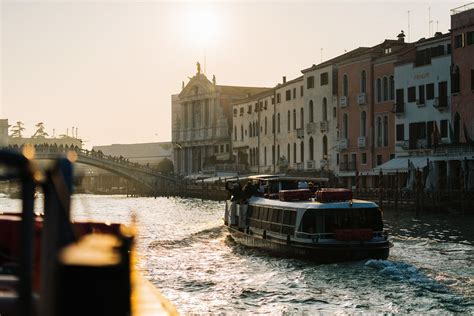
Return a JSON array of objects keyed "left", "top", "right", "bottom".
[{"left": 0, "top": 0, "right": 467, "bottom": 148}]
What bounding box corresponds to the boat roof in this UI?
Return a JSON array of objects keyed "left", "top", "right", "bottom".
[
  {"left": 248, "top": 196, "right": 378, "bottom": 210},
  {"left": 245, "top": 175, "right": 329, "bottom": 183}
]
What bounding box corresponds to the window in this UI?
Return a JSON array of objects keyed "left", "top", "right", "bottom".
[
  {"left": 361, "top": 153, "right": 367, "bottom": 164},
  {"left": 300, "top": 141, "right": 304, "bottom": 163},
  {"left": 360, "top": 70, "right": 366, "bottom": 93},
  {"left": 418, "top": 85, "right": 425, "bottom": 104},
  {"left": 271, "top": 97, "right": 275, "bottom": 105},
  {"left": 377, "top": 155, "right": 382, "bottom": 166},
  {"left": 343, "top": 114, "right": 348, "bottom": 139},
  {"left": 300, "top": 85, "right": 304, "bottom": 97},
  {"left": 383, "top": 77, "right": 388, "bottom": 101},
  {"left": 333, "top": 107, "right": 337, "bottom": 118},
  {"left": 472, "top": 69, "right": 474, "bottom": 91},
  {"left": 454, "top": 34, "right": 464, "bottom": 48},
  {"left": 264, "top": 100, "right": 267, "bottom": 109},
  {"left": 272, "top": 114, "right": 275, "bottom": 133},
  {"left": 249, "top": 123, "right": 252, "bottom": 137},
  {"left": 277, "top": 113, "right": 281, "bottom": 133},
  {"left": 396, "top": 124, "right": 404, "bottom": 141},
  {"left": 383, "top": 116, "right": 389, "bottom": 147},
  {"left": 322, "top": 135, "right": 328, "bottom": 157},
  {"left": 300, "top": 108, "right": 304, "bottom": 129},
  {"left": 293, "top": 109, "right": 296, "bottom": 130},
  {"left": 277, "top": 145, "right": 280, "bottom": 164},
  {"left": 233, "top": 108, "right": 237, "bottom": 117},
  {"left": 265, "top": 117, "right": 267, "bottom": 134},
  {"left": 376, "top": 117, "right": 382, "bottom": 147},
  {"left": 307, "top": 76, "right": 315, "bottom": 89},
  {"left": 286, "top": 90, "right": 291, "bottom": 101},
  {"left": 293, "top": 88, "right": 296, "bottom": 99},
  {"left": 241, "top": 125, "right": 244, "bottom": 140},
  {"left": 272, "top": 146, "right": 275, "bottom": 165},
  {"left": 287, "top": 111, "right": 291, "bottom": 131},
  {"left": 277, "top": 93, "right": 281, "bottom": 103},
  {"left": 293, "top": 143, "right": 296, "bottom": 163},
  {"left": 309, "top": 137, "right": 314, "bottom": 160},
  {"left": 322, "top": 97, "right": 327, "bottom": 121},
  {"left": 264, "top": 147, "right": 267, "bottom": 165},
  {"left": 452, "top": 65, "right": 460, "bottom": 94},
  {"left": 248, "top": 105, "right": 252, "bottom": 114},
  {"left": 287, "top": 144, "right": 290, "bottom": 164},
  {"left": 343, "top": 74, "right": 348, "bottom": 97},
  {"left": 389, "top": 76, "right": 395, "bottom": 100},
  {"left": 234, "top": 126, "right": 237, "bottom": 141},
  {"left": 309, "top": 100, "right": 314, "bottom": 123},
  {"left": 426, "top": 83, "right": 435, "bottom": 100},
  {"left": 360, "top": 111, "right": 366, "bottom": 137},
  {"left": 467, "top": 31, "right": 474, "bottom": 45},
  {"left": 438, "top": 120, "right": 448, "bottom": 138},
  {"left": 320, "top": 72, "right": 329, "bottom": 85},
  {"left": 376, "top": 78, "right": 382, "bottom": 102},
  {"left": 408, "top": 87, "right": 416, "bottom": 103}
]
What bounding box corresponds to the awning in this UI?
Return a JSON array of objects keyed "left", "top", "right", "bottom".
[{"left": 373, "top": 157, "right": 429, "bottom": 173}]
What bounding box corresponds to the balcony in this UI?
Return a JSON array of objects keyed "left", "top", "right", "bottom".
[
  {"left": 297, "top": 128, "right": 305, "bottom": 139},
  {"left": 357, "top": 93, "right": 366, "bottom": 105},
  {"left": 416, "top": 99, "right": 425, "bottom": 107},
  {"left": 339, "top": 161, "right": 356, "bottom": 171},
  {"left": 306, "top": 122, "right": 316, "bottom": 135},
  {"left": 395, "top": 140, "right": 409, "bottom": 150},
  {"left": 393, "top": 102, "right": 405, "bottom": 115},
  {"left": 339, "top": 138, "right": 348, "bottom": 150},
  {"left": 339, "top": 96, "right": 348, "bottom": 108},
  {"left": 358, "top": 136, "right": 366, "bottom": 148},
  {"left": 417, "top": 139, "right": 428, "bottom": 149},
  {"left": 306, "top": 160, "right": 315, "bottom": 170},
  {"left": 296, "top": 162, "right": 304, "bottom": 171},
  {"left": 320, "top": 121, "right": 328, "bottom": 133},
  {"left": 320, "top": 159, "right": 328, "bottom": 169},
  {"left": 433, "top": 97, "right": 449, "bottom": 111}
]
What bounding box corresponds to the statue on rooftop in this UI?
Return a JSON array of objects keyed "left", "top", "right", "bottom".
[
  {"left": 212, "top": 75, "right": 216, "bottom": 85},
  {"left": 197, "top": 61, "right": 201, "bottom": 74}
]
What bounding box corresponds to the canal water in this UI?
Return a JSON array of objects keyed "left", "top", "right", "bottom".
[{"left": 1, "top": 194, "right": 472, "bottom": 314}]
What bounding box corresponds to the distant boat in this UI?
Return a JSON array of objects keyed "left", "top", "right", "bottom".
[{"left": 224, "top": 175, "right": 392, "bottom": 263}]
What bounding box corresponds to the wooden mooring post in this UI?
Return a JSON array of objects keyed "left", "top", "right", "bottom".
[{"left": 394, "top": 169, "right": 399, "bottom": 211}]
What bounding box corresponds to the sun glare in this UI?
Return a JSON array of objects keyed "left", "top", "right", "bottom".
[{"left": 182, "top": 6, "right": 219, "bottom": 48}]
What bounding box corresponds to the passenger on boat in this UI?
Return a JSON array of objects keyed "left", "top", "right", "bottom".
[{"left": 242, "top": 181, "right": 258, "bottom": 201}]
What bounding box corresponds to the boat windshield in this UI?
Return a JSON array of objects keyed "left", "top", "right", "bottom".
[{"left": 299, "top": 208, "right": 383, "bottom": 234}]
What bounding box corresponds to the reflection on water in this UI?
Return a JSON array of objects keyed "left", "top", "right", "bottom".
[{"left": 0, "top": 194, "right": 472, "bottom": 313}]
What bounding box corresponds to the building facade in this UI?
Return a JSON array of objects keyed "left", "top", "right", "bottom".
[
  {"left": 171, "top": 65, "right": 269, "bottom": 175},
  {"left": 394, "top": 33, "right": 452, "bottom": 156},
  {"left": 450, "top": 4, "right": 474, "bottom": 142}
]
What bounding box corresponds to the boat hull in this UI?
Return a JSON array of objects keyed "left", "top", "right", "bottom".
[{"left": 227, "top": 226, "right": 391, "bottom": 263}]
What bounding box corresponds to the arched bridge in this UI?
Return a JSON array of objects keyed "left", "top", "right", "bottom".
[{"left": 28, "top": 145, "right": 177, "bottom": 196}]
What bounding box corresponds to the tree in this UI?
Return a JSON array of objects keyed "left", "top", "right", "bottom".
[
  {"left": 32, "top": 122, "right": 49, "bottom": 138},
  {"left": 10, "top": 121, "right": 25, "bottom": 138},
  {"left": 156, "top": 158, "right": 174, "bottom": 174}
]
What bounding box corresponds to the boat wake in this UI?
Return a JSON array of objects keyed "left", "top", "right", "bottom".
[
  {"left": 365, "top": 259, "right": 448, "bottom": 293},
  {"left": 147, "top": 225, "right": 226, "bottom": 251}
]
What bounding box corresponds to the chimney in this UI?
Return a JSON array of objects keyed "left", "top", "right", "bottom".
[
  {"left": 282, "top": 76, "right": 286, "bottom": 84},
  {"left": 397, "top": 30, "right": 406, "bottom": 43}
]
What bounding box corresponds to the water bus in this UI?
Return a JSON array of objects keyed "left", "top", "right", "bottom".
[{"left": 224, "top": 175, "right": 392, "bottom": 263}]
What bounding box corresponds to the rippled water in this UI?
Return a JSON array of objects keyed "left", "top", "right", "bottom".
[{"left": 1, "top": 194, "right": 472, "bottom": 314}]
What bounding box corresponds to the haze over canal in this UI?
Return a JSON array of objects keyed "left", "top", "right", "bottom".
[{"left": 1, "top": 194, "right": 471, "bottom": 313}]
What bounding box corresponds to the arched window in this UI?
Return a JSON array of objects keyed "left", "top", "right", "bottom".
[
  {"left": 234, "top": 125, "right": 237, "bottom": 141},
  {"left": 377, "top": 117, "right": 382, "bottom": 147},
  {"left": 309, "top": 100, "right": 314, "bottom": 123},
  {"left": 249, "top": 123, "right": 252, "bottom": 137},
  {"left": 454, "top": 112, "right": 461, "bottom": 143},
  {"left": 383, "top": 77, "right": 388, "bottom": 101},
  {"left": 323, "top": 135, "right": 328, "bottom": 157},
  {"left": 277, "top": 113, "right": 281, "bottom": 133},
  {"left": 300, "top": 141, "right": 304, "bottom": 163},
  {"left": 264, "top": 146, "right": 267, "bottom": 165},
  {"left": 322, "top": 97, "right": 327, "bottom": 121},
  {"left": 277, "top": 145, "right": 280, "bottom": 165},
  {"left": 361, "top": 70, "right": 366, "bottom": 93},
  {"left": 241, "top": 125, "right": 244, "bottom": 140},
  {"left": 293, "top": 109, "right": 296, "bottom": 130},
  {"left": 293, "top": 143, "right": 297, "bottom": 163},
  {"left": 343, "top": 113, "right": 348, "bottom": 139},
  {"left": 287, "top": 143, "right": 290, "bottom": 164},
  {"left": 256, "top": 147, "right": 259, "bottom": 165},
  {"left": 265, "top": 117, "right": 268, "bottom": 135},
  {"left": 360, "top": 111, "right": 366, "bottom": 137},
  {"left": 249, "top": 148, "right": 253, "bottom": 166},
  {"left": 383, "top": 116, "right": 388, "bottom": 146},
  {"left": 309, "top": 137, "right": 314, "bottom": 160},
  {"left": 287, "top": 110, "right": 291, "bottom": 131},
  {"left": 343, "top": 74, "right": 348, "bottom": 97},
  {"left": 376, "top": 78, "right": 382, "bottom": 103},
  {"left": 389, "top": 75, "right": 394, "bottom": 100},
  {"left": 300, "top": 108, "right": 304, "bottom": 129},
  {"left": 272, "top": 114, "right": 275, "bottom": 133}
]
